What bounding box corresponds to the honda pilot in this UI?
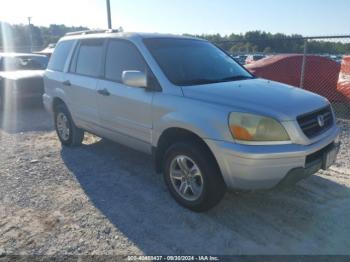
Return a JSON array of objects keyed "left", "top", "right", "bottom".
[{"left": 43, "top": 31, "right": 340, "bottom": 211}]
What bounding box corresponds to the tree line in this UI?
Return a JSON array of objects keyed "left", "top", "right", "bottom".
[
  {"left": 1, "top": 22, "right": 349, "bottom": 55},
  {"left": 189, "top": 31, "right": 350, "bottom": 55},
  {"left": 0, "top": 22, "right": 88, "bottom": 52}
]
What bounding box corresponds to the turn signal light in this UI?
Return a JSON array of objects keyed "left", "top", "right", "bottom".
[{"left": 230, "top": 125, "right": 252, "bottom": 141}]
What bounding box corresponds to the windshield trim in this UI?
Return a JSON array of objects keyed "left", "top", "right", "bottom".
[
  {"left": 177, "top": 75, "right": 255, "bottom": 87},
  {"left": 143, "top": 37, "right": 255, "bottom": 87}
]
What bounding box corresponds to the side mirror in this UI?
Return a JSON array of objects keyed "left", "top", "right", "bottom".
[{"left": 122, "top": 70, "right": 147, "bottom": 88}]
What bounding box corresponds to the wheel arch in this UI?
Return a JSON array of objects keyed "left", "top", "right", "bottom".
[
  {"left": 153, "top": 127, "right": 221, "bottom": 175},
  {"left": 52, "top": 97, "right": 66, "bottom": 112}
]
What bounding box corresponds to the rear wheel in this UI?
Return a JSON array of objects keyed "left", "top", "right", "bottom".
[
  {"left": 163, "top": 141, "right": 226, "bottom": 212},
  {"left": 54, "top": 104, "right": 84, "bottom": 146}
]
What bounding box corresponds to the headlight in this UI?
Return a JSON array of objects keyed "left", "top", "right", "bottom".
[{"left": 229, "top": 112, "right": 290, "bottom": 142}]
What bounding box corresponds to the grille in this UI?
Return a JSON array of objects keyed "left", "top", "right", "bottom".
[{"left": 297, "top": 106, "right": 333, "bottom": 139}]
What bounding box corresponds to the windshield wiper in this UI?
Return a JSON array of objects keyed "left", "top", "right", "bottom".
[
  {"left": 178, "top": 75, "right": 254, "bottom": 86},
  {"left": 178, "top": 78, "right": 219, "bottom": 86},
  {"left": 218, "top": 75, "right": 254, "bottom": 82}
]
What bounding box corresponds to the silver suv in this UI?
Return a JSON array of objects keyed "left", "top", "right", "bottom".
[{"left": 43, "top": 30, "right": 340, "bottom": 211}]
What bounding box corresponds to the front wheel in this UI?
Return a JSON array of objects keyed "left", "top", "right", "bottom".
[
  {"left": 54, "top": 104, "right": 84, "bottom": 146},
  {"left": 163, "top": 142, "right": 226, "bottom": 212}
]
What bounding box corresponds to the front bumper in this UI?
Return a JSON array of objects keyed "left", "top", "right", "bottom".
[
  {"left": 277, "top": 141, "right": 340, "bottom": 187},
  {"left": 205, "top": 126, "right": 340, "bottom": 190}
]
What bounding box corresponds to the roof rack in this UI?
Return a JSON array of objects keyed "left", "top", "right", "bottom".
[{"left": 65, "top": 29, "right": 119, "bottom": 36}]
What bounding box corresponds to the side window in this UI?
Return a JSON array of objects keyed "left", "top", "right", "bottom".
[
  {"left": 47, "top": 41, "right": 74, "bottom": 72},
  {"left": 105, "top": 40, "right": 146, "bottom": 83},
  {"left": 75, "top": 39, "right": 104, "bottom": 77}
]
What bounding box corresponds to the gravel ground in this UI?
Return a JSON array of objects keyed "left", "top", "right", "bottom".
[{"left": 0, "top": 108, "right": 349, "bottom": 255}]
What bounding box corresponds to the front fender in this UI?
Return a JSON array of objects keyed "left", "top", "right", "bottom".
[{"left": 152, "top": 94, "right": 233, "bottom": 146}]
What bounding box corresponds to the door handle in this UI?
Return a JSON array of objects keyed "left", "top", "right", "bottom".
[
  {"left": 62, "top": 80, "right": 71, "bottom": 86},
  {"left": 97, "top": 88, "right": 110, "bottom": 96}
]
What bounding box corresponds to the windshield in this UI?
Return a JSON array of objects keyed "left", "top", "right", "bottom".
[
  {"left": 0, "top": 56, "right": 48, "bottom": 71},
  {"left": 143, "top": 38, "right": 253, "bottom": 86}
]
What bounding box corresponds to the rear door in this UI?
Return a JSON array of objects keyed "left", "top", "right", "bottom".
[
  {"left": 64, "top": 38, "right": 105, "bottom": 128},
  {"left": 44, "top": 40, "right": 75, "bottom": 104},
  {"left": 96, "top": 39, "right": 154, "bottom": 148}
]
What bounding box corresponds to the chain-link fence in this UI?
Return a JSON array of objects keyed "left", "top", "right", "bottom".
[{"left": 214, "top": 35, "right": 350, "bottom": 120}]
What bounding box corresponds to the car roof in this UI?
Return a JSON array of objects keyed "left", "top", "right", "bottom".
[{"left": 60, "top": 31, "right": 204, "bottom": 42}]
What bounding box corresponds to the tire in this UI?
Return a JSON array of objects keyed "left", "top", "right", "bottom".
[
  {"left": 54, "top": 103, "right": 84, "bottom": 146},
  {"left": 163, "top": 141, "right": 226, "bottom": 212}
]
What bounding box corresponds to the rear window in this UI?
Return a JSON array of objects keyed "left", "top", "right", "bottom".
[
  {"left": 75, "top": 39, "right": 104, "bottom": 77},
  {"left": 0, "top": 56, "right": 48, "bottom": 71},
  {"left": 48, "top": 40, "right": 74, "bottom": 72}
]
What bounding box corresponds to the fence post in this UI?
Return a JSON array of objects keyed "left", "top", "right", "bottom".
[{"left": 300, "top": 39, "right": 308, "bottom": 88}]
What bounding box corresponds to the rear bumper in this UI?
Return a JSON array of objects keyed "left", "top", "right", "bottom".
[
  {"left": 17, "top": 93, "right": 43, "bottom": 103},
  {"left": 205, "top": 125, "right": 340, "bottom": 190},
  {"left": 0, "top": 92, "right": 43, "bottom": 108},
  {"left": 42, "top": 93, "right": 53, "bottom": 114}
]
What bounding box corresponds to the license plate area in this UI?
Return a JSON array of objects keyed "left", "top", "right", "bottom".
[
  {"left": 305, "top": 142, "right": 340, "bottom": 171},
  {"left": 322, "top": 144, "right": 340, "bottom": 170}
]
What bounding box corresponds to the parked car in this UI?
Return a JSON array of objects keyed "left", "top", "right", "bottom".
[
  {"left": 0, "top": 53, "right": 48, "bottom": 71},
  {"left": 34, "top": 43, "right": 56, "bottom": 58},
  {"left": 245, "top": 54, "right": 265, "bottom": 65},
  {"left": 0, "top": 53, "right": 49, "bottom": 109},
  {"left": 43, "top": 31, "right": 340, "bottom": 211},
  {"left": 329, "top": 55, "right": 344, "bottom": 64},
  {"left": 232, "top": 55, "right": 247, "bottom": 65},
  {"left": 335, "top": 55, "right": 344, "bottom": 64},
  {"left": 337, "top": 56, "right": 350, "bottom": 101},
  {"left": 245, "top": 54, "right": 349, "bottom": 106}
]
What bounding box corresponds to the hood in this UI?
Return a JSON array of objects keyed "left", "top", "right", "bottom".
[
  {"left": 0, "top": 70, "right": 45, "bottom": 81},
  {"left": 181, "top": 78, "right": 329, "bottom": 121}
]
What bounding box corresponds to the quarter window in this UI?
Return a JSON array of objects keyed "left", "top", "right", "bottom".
[
  {"left": 105, "top": 40, "right": 146, "bottom": 82},
  {"left": 48, "top": 40, "right": 74, "bottom": 72}
]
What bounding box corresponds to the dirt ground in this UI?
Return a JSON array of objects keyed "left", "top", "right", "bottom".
[{"left": 0, "top": 108, "right": 349, "bottom": 255}]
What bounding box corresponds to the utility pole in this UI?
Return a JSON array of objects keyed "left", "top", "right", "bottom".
[
  {"left": 106, "top": 0, "right": 112, "bottom": 29},
  {"left": 27, "top": 17, "right": 33, "bottom": 52}
]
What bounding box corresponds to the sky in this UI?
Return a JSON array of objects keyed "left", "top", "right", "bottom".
[{"left": 1, "top": 0, "right": 349, "bottom": 36}]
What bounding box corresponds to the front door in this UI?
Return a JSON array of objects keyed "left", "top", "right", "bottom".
[{"left": 96, "top": 39, "right": 154, "bottom": 149}]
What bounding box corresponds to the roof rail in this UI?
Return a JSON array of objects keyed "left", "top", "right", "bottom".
[{"left": 65, "top": 29, "right": 119, "bottom": 36}]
